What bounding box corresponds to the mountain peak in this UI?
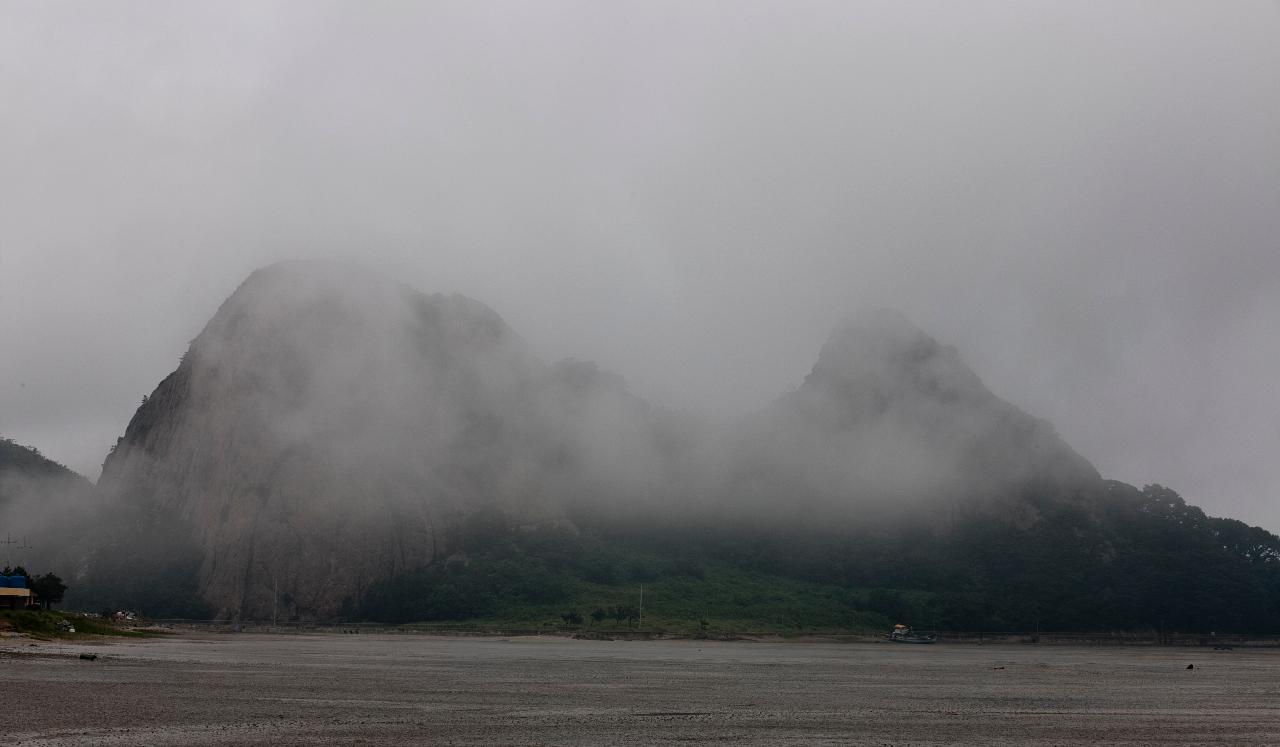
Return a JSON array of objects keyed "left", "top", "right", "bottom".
[
  {"left": 804, "top": 309, "right": 989, "bottom": 408},
  {"left": 206, "top": 260, "right": 510, "bottom": 349},
  {"left": 88, "top": 261, "right": 624, "bottom": 618},
  {"left": 750, "top": 309, "right": 1101, "bottom": 515}
]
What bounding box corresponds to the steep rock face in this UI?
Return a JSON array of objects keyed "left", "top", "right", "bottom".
[
  {"left": 94, "top": 261, "right": 587, "bottom": 619},
  {"left": 87, "top": 264, "right": 1111, "bottom": 619},
  {"left": 730, "top": 309, "right": 1101, "bottom": 525}
]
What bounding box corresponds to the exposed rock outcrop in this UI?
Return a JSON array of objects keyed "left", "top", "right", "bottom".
[
  {"left": 93, "top": 261, "right": 586, "bottom": 618},
  {"left": 83, "top": 265, "right": 1106, "bottom": 619}
]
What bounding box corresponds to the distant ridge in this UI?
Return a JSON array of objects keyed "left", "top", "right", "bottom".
[
  {"left": 0, "top": 437, "right": 94, "bottom": 573},
  {"left": 0, "top": 437, "right": 91, "bottom": 487}
]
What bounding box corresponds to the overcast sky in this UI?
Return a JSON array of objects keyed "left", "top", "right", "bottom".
[{"left": 2, "top": 1, "right": 1277, "bottom": 530}]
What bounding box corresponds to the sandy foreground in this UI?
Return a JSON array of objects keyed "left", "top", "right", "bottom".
[{"left": 3, "top": 632, "right": 1278, "bottom": 746}]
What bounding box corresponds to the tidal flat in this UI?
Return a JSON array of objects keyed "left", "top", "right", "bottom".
[{"left": 4, "top": 633, "right": 1278, "bottom": 745}]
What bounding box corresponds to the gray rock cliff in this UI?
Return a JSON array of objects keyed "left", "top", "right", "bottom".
[
  {"left": 86, "top": 267, "right": 1105, "bottom": 618},
  {"left": 95, "top": 261, "right": 573, "bottom": 618}
]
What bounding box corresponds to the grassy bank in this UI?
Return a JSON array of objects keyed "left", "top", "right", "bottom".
[
  {"left": 0, "top": 609, "right": 163, "bottom": 640},
  {"left": 506, "top": 568, "right": 887, "bottom": 634},
  {"left": 370, "top": 561, "right": 900, "bottom": 635},
  {"left": 357, "top": 522, "right": 927, "bottom": 634}
]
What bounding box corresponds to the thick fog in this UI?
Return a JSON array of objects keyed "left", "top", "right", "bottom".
[{"left": 2, "top": 2, "right": 1277, "bottom": 530}]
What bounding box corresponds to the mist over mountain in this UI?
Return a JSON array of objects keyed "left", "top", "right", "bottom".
[
  {"left": 726, "top": 309, "right": 1100, "bottom": 527},
  {"left": 65, "top": 262, "right": 1280, "bottom": 631},
  {"left": 0, "top": 438, "right": 94, "bottom": 573},
  {"left": 0, "top": 438, "right": 89, "bottom": 492},
  {"left": 83, "top": 261, "right": 678, "bottom": 618}
]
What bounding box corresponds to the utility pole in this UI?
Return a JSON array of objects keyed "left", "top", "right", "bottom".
[
  {"left": 0, "top": 535, "right": 16, "bottom": 568},
  {"left": 639, "top": 584, "right": 644, "bottom": 629},
  {"left": 17, "top": 538, "right": 32, "bottom": 574}
]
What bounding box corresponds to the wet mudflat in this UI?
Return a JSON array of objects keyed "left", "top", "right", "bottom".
[{"left": 3, "top": 633, "right": 1278, "bottom": 746}]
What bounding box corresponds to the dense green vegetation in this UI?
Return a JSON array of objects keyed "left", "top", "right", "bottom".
[
  {"left": 361, "top": 483, "right": 1280, "bottom": 634},
  {"left": 58, "top": 479, "right": 1280, "bottom": 635},
  {"left": 359, "top": 510, "right": 893, "bottom": 632},
  {"left": 0, "top": 438, "right": 64, "bottom": 474},
  {"left": 66, "top": 476, "right": 1280, "bottom": 634}
]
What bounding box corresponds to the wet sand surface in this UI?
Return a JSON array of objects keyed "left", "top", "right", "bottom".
[{"left": 4, "top": 633, "right": 1278, "bottom": 745}]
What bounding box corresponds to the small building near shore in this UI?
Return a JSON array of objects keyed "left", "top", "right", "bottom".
[{"left": 0, "top": 576, "right": 33, "bottom": 610}]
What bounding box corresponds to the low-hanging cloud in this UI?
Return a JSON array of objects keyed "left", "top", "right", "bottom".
[{"left": 1, "top": 1, "right": 1277, "bottom": 530}]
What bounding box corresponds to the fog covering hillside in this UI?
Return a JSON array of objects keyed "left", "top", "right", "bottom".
[
  {"left": 78, "top": 261, "right": 684, "bottom": 619},
  {"left": 68, "top": 261, "right": 1280, "bottom": 632},
  {"left": 723, "top": 309, "right": 1100, "bottom": 527},
  {"left": 0, "top": 438, "right": 94, "bottom": 574}
]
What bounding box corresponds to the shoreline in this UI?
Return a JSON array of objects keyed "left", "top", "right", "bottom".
[
  {"left": 7, "top": 624, "right": 1279, "bottom": 650},
  {"left": 5, "top": 631, "right": 1278, "bottom": 745}
]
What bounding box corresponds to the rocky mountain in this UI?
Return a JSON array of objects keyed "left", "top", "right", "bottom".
[
  {"left": 72, "top": 261, "right": 1280, "bottom": 631},
  {"left": 84, "top": 261, "right": 669, "bottom": 618},
  {"left": 727, "top": 309, "right": 1100, "bottom": 527}
]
